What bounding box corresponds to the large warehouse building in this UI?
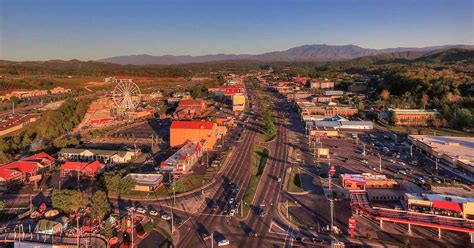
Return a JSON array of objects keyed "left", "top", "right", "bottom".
[
  {"left": 409, "top": 135, "right": 474, "bottom": 174},
  {"left": 169, "top": 121, "right": 218, "bottom": 150}
]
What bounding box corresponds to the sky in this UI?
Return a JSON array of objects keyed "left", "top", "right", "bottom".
[{"left": 1, "top": 0, "right": 473, "bottom": 61}]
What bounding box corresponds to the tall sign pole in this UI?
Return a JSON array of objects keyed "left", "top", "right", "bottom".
[{"left": 329, "top": 157, "right": 336, "bottom": 234}]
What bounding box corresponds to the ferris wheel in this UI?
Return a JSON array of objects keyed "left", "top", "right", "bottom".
[{"left": 112, "top": 81, "right": 141, "bottom": 111}]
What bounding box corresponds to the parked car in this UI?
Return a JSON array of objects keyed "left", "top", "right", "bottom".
[
  {"left": 218, "top": 239, "right": 230, "bottom": 246},
  {"left": 136, "top": 207, "right": 147, "bottom": 214},
  {"left": 160, "top": 210, "right": 171, "bottom": 220},
  {"left": 149, "top": 210, "right": 158, "bottom": 216}
]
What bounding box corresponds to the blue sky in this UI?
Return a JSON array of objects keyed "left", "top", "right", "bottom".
[{"left": 1, "top": 0, "right": 473, "bottom": 61}]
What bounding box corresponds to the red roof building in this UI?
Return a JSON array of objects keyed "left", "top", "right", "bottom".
[
  {"left": 432, "top": 200, "right": 463, "bottom": 213},
  {"left": 60, "top": 161, "right": 105, "bottom": 179},
  {"left": 22, "top": 152, "right": 55, "bottom": 168},
  {"left": 0, "top": 168, "right": 23, "bottom": 191},
  {"left": 170, "top": 121, "right": 218, "bottom": 149}
]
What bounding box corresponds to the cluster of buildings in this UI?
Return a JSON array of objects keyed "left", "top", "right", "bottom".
[
  {"left": 406, "top": 193, "right": 474, "bottom": 219},
  {"left": 85, "top": 96, "right": 154, "bottom": 127},
  {"left": 0, "top": 153, "right": 55, "bottom": 192},
  {"left": 208, "top": 81, "right": 246, "bottom": 112},
  {"left": 0, "top": 87, "right": 72, "bottom": 101},
  {"left": 0, "top": 114, "right": 39, "bottom": 136},
  {"left": 173, "top": 99, "right": 207, "bottom": 120},
  {"left": 271, "top": 76, "right": 372, "bottom": 138}
]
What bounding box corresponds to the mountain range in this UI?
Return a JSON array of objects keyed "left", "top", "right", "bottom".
[{"left": 98, "top": 44, "right": 474, "bottom": 65}]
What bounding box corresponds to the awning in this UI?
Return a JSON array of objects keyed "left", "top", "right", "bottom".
[{"left": 432, "top": 200, "right": 462, "bottom": 212}]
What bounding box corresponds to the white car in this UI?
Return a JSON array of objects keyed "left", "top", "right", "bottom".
[
  {"left": 228, "top": 209, "right": 236, "bottom": 217},
  {"left": 149, "top": 210, "right": 158, "bottom": 216},
  {"left": 127, "top": 207, "right": 136, "bottom": 212},
  {"left": 161, "top": 214, "right": 171, "bottom": 220},
  {"left": 136, "top": 208, "right": 147, "bottom": 214},
  {"left": 218, "top": 239, "right": 230, "bottom": 246},
  {"left": 228, "top": 198, "right": 235, "bottom": 204}
]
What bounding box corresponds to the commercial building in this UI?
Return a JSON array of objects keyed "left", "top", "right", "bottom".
[
  {"left": 0, "top": 152, "right": 55, "bottom": 191},
  {"left": 58, "top": 148, "right": 138, "bottom": 164},
  {"left": 405, "top": 193, "right": 474, "bottom": 219},
  {"left": 324, "top": 90, "right": 344, "bottom": 96},
  {"left": 0, "top": 168, "right": 23, "bottom": 192},
  {"left": 160, "top": 140, "right": 204, "bottom": 174},
  {"left": 0, "top": 87, "right": 71, "bottom": 101},
  {"left": 232, "top": 94, "right": 246, "bottom": 112},
  {"left": 0, "top": 114, "right": 39, "bottom": 136},
  {"left": 340, "top": 173, "right": 398, "bottom": 190},
  {"left": 124, "top": 173, "right": 163, "bottom": 192},
  {"left": 348, "top": 82, "right": 368, "bottom": 93},
  {"left": 173, "top": 99, "right": 207, "bottom": 120},
  {"left": 388, "top": 108, "right": 442, "bottom": 126},
  {"left": 306, "top": 120, "right": 373, "bottom": 131},
  {"left": 60, "top": 161, "right": 105, "bottom": 179},
  {"left": 170, "top": 121, "right": 218, "bottom": 150},
  {"left": 208, "top": 84, "right": 245, "bottom": 97},
  {"left": 408, "top": 135, "right": 474, "bottom": 174},
  {"left": 310, "top": 79, "right": 335, "bottom": 89}
]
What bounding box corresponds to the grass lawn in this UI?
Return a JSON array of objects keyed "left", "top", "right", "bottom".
[
  {"left": 387, "top": 125, "right": 474, "bottom": 137},
  {"left": 155, "top": 174, "right": 213, "bottom": 197},
  {"left": 242, "top": 146, "right": 269, "bottom": 217},
  {"left": 287, "top": 167, "right": 304, "bottom": 193}
]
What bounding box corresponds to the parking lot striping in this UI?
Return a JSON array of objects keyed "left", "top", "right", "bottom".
[
  {"left": 199, "top": 213, "right": 228, "bottom": 217},
  {"left": 178, "top": 217, "right": 192, "bottom": 229}
]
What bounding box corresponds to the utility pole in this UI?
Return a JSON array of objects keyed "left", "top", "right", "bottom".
[
  {"left": 171, "top": 181, "right": 175, "bottom": 234},
  {"left": 211, "top": 232, "right": 214, "bottom": 248},
  {"left": 240, "top": 199, "right": 243, "bottom": 217},
  {"left": 410, "top": 144, "right": 413, "bottom": 158},
  {"left": 328, "top": 156, "right": 335, "bottom": 234},
  {"left": 131, "top": 211, "right": 134, "bottom": 248},
  {"left": 362, "top": 143, "right": 366, "bottom": 156},
  {"left": 435, "top": 158, "right": 439, "bottom": 173},
  {"left": 286, "top": 200, "right": 289, "bottom": 218},
  {"left": 379, "top": 154, "right": 382, "bottom": 173}
]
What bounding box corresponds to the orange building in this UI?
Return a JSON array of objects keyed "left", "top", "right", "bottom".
[
  {"left": 170, "top": 121, "right": 218, "bottom": 150},
  {"left": 340, "top": 173, "right": 398, "bottom": 190}
]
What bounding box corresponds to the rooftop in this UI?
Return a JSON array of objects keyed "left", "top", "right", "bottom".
[
  {"left": 170, "top": 121, "right": 215, "bottom": 130},
  {"left": 389, "top": 108, "right": 440, "bottom": 115},
  {"left": 409, "top": 135, "right": 474, "bottom": 164},
  {"left": 125, "top": 173, "right": 163, "bottom": 185}
]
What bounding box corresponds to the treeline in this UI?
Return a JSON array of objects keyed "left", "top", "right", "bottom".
[
  {"left": 378, "top": 71, "right": 474, "bottom": 128},
  {"left": 0, "top": 98, "right": 91, "bottom": 163}
]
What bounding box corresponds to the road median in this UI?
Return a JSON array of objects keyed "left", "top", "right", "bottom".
[{"left": 240, "top": 146, "right": 269, "bottom": 218}]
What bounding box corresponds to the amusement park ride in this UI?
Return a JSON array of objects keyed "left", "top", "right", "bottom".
[{"left": 112, "top": 81, "right": 142, "bottom": 114}]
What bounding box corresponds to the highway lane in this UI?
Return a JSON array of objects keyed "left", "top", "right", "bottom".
[{"left": 177, "top": 85, "right": 261, "bottom": 247}]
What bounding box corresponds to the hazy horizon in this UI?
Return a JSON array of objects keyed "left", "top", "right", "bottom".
[{"left": 1, "top": 0, "right": 473, "bottom": 61}]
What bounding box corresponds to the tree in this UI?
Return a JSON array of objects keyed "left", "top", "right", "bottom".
[
  {"left": 421, "top": 93, "right": 429, "bottom": 109},
  {"left": 102, "top": 172, "right": 134, "bottom": 196},
  {"left": 51, "top": 190, "right": 88, "bottom": 213},
  {"left": 90, "top": 190, "right": 111, "bottom": 220},
  {"left": 379, "top": 89, "right": 390, "bottom": 101},
  {"left": 0, "top": 200, "right": 5, "bottom": 212},
  {"left": 9, "top": 96, "right": 20, "bottom": 105},
  {"left": 104, "top": 221, "right": 114, "bottom": 239}
]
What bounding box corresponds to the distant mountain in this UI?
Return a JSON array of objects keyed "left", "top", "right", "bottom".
[{"left": 98, "top": 44, "right": 474, "bottom": 65}]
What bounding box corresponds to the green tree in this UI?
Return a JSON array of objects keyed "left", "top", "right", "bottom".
[
  {"left": 0, "top": 200, "right": 5, "bottom": 212},
  {"left": 104, "top": 221, "right": 114, "bottom": 239},
  {"left": 102, "top": 172, "right": 134, "bottom": 196},
  {"left": 9, "top": 96, "right": 20, "bottom": 105},
  {"left": 51, "top": 190, "right": 88, "bottom": 213},
  {"left": 90, "top": 190, "right": 111, "bottom": 220}
]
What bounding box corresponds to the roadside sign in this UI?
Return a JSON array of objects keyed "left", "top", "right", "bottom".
[{"left": 329, "top": 166, "right": 336, "bottom": 176}]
